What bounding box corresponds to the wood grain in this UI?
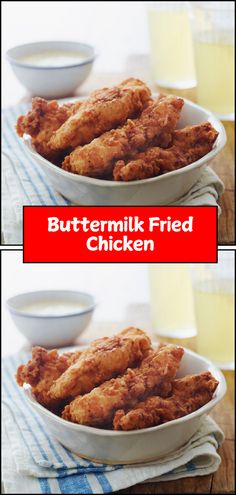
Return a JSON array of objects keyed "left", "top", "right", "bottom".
[{"left": 118, "top": 476, "right": 213, "bottom": 494}]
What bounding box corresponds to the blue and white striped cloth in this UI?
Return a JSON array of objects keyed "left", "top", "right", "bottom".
[
  {"left": 2, "top": 351, "right": 224, "bottom": 494},
  {"left": 2, "top": 102, "right": 70, "bottom": 244},
  {"left": 2, "top": 103, "right": 224, "bottom": 245},
  {"left": 2, "top": 103, "right": 70, "bottom": 206}
]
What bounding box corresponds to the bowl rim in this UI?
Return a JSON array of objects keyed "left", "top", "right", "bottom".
[
  {"left": 6, "top": 289, "right": 96, "bottom": 318},
  {"left": 23, "top": 96, "right": 227, "bottom": 187},
  {"left": 23, "top": 346, "right": 227, "bottom": 437},
  {"left": 6, "top": 40, "right": 96, "bottom": 70}
]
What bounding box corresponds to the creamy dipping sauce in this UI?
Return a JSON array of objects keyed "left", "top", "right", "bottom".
[
  {"left": 18, "top": 51, "right": 88, "bottom": 67},
  {"left": 19, "top": 300, "right": 87, "bottom": 316}
]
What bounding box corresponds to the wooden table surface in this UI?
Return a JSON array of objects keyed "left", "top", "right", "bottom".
[
  {"left": 81, "top": 314, "right": 235, "bottom": 495},
  {"left": 75, "top": 68, "right": 235, "bottom": 246}
]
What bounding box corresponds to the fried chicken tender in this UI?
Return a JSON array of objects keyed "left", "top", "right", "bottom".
[
  {"left": 50, "top": 327, "right": 151, "bottom": 400},
  {"left": 113, "top": 371, "right": 219, "bottom": 430},
  {"left": 16, "top": 347, "right": 82, "bottom": 410},
  {"left": 62, "top": 95, "right": 184, "bottom": 177},
  {"left": 49, "top": 78, "right": 151, "bottom": 151},
  {"left": 62, "top": 345, "right": 184, "bottom": 427},
  {"left": 113, "top": 122, "right": 218, "bottom": 181},
  {"left": 16, "top": 97, "right": 81, "bottom": 162}
]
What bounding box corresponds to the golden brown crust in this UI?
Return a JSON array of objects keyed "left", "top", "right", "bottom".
[
  {"left": 15, "top": 79, "right": 219, "bottom": 184},
  {"left": 62, "top": 95, "right": 184, "bottom": 177},
  {"left": 15, "top": 331, "right": 219, "bottom": 431},
  {"left": 49, "top": 78, "right": 151, "bottom": 151},
  {"left": 16, "top": 346, "right": 81, "bottom": 410},
  {"left": 16, "top": 97, "right": 81, "bottom": 162},
  {"left": 113, "top": 371, "right": 219, "bottom": 430},
  {"left": 50, "top": 327, "right": 151, "bottom": 400},
  {"left": 113, "top": 122, "right": 219, "bottom": 181},
  {"left": 62, "top": 345, "right": 184, "bottom": 427}
]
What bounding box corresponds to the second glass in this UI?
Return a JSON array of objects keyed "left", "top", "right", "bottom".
[
  {"left": 191, "top": 1, "right": 235, "bottom": 120},
  {"left": 192, "top": 253, "right": 235, "bottom": 369}
]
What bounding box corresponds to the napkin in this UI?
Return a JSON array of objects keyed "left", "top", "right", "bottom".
[
  {"left": 2, "top": 351, "right": 224, "bottom": 494},
  {"left": 172, "top": 167, "right": 224, "bottom": 207}
]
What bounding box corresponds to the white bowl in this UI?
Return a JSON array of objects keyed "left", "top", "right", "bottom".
[
  {"left": 23, "top": 97, "right": 226, "bottom": 205},
  {"left": 6, "top": 41, "right": 96, "bottom": 98},
  {"left": 23, "top": 346, "right": 226, "bottom": 464},
  {"left": 6, "top": 290, "right": 96, "bottom": 347}
]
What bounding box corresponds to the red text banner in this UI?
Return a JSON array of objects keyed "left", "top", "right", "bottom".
[{"left": 23, "top": 206, "right": 217, "bottom": 263}]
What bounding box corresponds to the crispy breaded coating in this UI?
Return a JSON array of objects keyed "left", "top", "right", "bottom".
[
  {"left": 113, "top": 371, "right": 219, "bottom": 430},
  {"left": 16, "top": 97, "right": 81, "bottom": 162},
  {"left": 16, "top": 346, "right": 82, "bottom": 410},
  {"left": 50, "top": 327, "right": 151, "bottom": 400},
  {"left": 49, "top": 78, "right": 151, "bottom": 151},
  {"left": 62, "top": 95, "right": 184, "bottom": 177},
  {"left": 113, "top": 122, "right": 218, "bottom": 181},
  {"left": 62, "top": 345, "right": 184, "bottom": 427}
]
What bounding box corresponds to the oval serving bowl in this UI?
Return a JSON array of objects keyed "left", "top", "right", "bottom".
[
  {"left": 23, "top": 97, "right": 226, "bottom": 205},
  {"left": 23, "top": 346, "right": 226, "bottom": 464}
]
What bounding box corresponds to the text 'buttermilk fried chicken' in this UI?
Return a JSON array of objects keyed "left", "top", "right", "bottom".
[
  {"left": 50, "top": 327, "right": 151, "bottom": 401},
  {"left": 16, "top": 347, "right": 82, "bottom": 411},
  {"left": 62, "top": 345, "right": 184, "bottom": 427},
  {"left": 49, "top": 78, "right": 151, "bottom": 151},
  {"left": 113, "top": 371, "right": 219, "bottom": 430},
  {"left": 62, "top": 95, "right": 184, "bottom": 178},
  {"left": 16, "top": 97, "right": 82, "bottom": 162},
  {"left": 113, "top": 122, "right": 218, "bottom": 181}
]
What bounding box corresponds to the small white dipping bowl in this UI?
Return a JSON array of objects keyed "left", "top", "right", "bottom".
[
  {"left": 6, "top": 289, "right": 96, "bottom": 347},
  {"left": 6, "top": 41, "right": 96, "bottom": 98},
  {"left": 23, "top": 346, "right": 226, "bottom": 464},
  {"left": 23, "top": 97, "right": 226, "bottom": 205}
]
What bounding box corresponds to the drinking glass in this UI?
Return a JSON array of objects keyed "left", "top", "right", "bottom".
[
  {"left": 149, "top": 264, "right": 196, "bottom": 338},
  {"left": 147, "top": 1, "right": 196, "bottom": 89},
  {"left": 190, "top": 1, "right": 235, "bottom": 120},
  {"left": 192, "top": 252, "right": 234, "bottom": 369}
]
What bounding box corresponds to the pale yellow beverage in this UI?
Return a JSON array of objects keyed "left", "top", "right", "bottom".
[
  {"left": 149, "top": 264, "right": 196, "bottom": 338},
  {"left": 194, "top": 280, "right": 234, "bottom": 367},
  {"left": 147, "top": 4, "right": 196, "bottom": 88},
  {"left": 191, "top": 1, "right": 235, "bottom": 119},
  {"left": 194, "top": 33, "right": 234, "bottom": 118}
]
